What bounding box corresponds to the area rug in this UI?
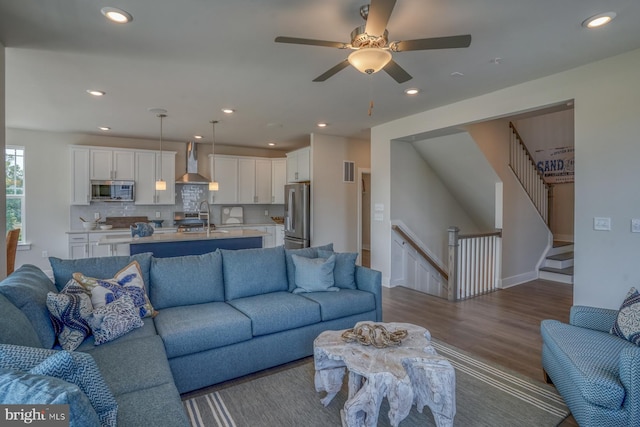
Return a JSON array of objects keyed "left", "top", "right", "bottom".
[{"left": 182, "top": 340, "right": 569, "bottom": 427}]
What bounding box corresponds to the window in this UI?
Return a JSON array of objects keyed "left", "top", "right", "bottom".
[{"left": 6, "top": 146, "right": 25, "bottom": 242}]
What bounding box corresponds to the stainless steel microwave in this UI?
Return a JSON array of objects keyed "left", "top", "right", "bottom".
[{"left": 90, "top": 180, "right": 135, "bottom": 202}]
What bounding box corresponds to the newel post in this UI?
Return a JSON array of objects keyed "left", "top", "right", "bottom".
[{"left": 447, "top": 226, "right": 460, "bottom": 302}]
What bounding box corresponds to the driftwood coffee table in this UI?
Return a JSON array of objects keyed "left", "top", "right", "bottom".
[{"left": 313, "top": 322, "right": 455, "bottom": 427}]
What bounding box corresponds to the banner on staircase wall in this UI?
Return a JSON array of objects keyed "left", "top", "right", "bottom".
[{"left": 534, "top": 147, "right": 574, "bottom": 184}]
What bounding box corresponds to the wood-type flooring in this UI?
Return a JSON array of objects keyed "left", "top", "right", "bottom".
[{"left": 382, "top": 279, "right": 578, "bottom": 426}]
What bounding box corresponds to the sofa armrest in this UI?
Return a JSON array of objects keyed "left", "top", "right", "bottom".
[
  {"left": 619, "top": 346, "right": 640, "bottom": 424},
  {"left": 570, "top": 305, "right": 618, "bottom": 332},
  {"left": 355, "top": 266, "right": 382, "bottom": 322}
]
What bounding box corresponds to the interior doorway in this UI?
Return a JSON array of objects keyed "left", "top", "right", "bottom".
[{"left": 357, "top": 169, "right": 371, "bottom": 267}]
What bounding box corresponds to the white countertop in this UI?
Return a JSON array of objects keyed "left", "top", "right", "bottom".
[{"left": 96, "top": 229, "right": 267, "bottom": 245}]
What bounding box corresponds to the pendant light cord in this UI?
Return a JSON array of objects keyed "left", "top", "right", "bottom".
[{"left": 158, "top": 113, "right": 166, "bottom": 184}]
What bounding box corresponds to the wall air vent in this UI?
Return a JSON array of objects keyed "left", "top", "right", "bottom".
[{"left": 343, "top": 161, "right": 355, "bottom": 183}]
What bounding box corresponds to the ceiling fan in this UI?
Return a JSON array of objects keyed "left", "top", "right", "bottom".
[{"left": 275, "top": 0, "right": 471, "bottom": 83}]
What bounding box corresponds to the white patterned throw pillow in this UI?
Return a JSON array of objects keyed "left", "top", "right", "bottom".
[
  {"left": 611, "top": 287, "right": 640, "bottom": 345},
  {"left": 88, "top": 295, "right": 144, "bottom": 345}
]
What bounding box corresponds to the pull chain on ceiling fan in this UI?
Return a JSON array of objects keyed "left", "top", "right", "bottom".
[{"left": 275, "top": 0, "right": 472, "bottom": 83}]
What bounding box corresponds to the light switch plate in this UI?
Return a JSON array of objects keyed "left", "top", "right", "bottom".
[
  {"left": 374, "top": 213, "right": 384, "bottom": 222},
  {"left": 632, "top": 219, "right": 640, "bottom": 233},
  {"left": 594, "top": 217, "right": 611, "bottom": 231},
  {"left": 374, "top": 203, "right": 384, "bottom": 212}
]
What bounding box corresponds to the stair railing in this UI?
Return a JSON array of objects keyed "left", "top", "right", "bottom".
[
  {"left": 509, "top": 122, "right": 553, "bottom": 226},
  {"left": 391, "top": 225, "right": 449, "bottom": 281},
  {"left": 448, "top": 227, "right": 502, "bottom": 301}
]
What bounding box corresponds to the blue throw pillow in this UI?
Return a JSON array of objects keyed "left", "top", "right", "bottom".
[
  {"left": 291, "top": 254, "right": 339, "bottom": 293},
  {"left": 0, "top": 344, "right": 118, "bottom": 427},
  {"left": 0, "top": 367, "right": 101, "bottom": 427},
  {"left": 46, "top": 281, "right": 94, "bottom": 351},
  {"left": 88, "top": 295, "right": 144, "bottom": 345},
  {"left": 0, "top": 265, "right": 58, "bottom": 349},
  {"left": 317, "top": 250, "right": 358, "bottom": 289},
  {"left": 284, "top": 243, "right": 334, "bottom": 291}
]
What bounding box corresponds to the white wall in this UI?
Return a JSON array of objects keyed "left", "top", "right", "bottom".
[
  {"left": 467, "top": 120, "right": 550, "bottom": 285},
  {"left": 0, "top": 43, "right": 6, "bottom": 277},
  {"left": 311, "top": 134, "right": 369, "bottom": 252},
  {"left": 391, "top": 140, "right": 480, "bottom": 266},
  {"left": 371, "top": 48, "right": 640, "bottom": 309}
]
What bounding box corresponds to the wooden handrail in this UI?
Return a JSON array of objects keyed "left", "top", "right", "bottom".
[
  {"left": 391, "top": 225, "right": 448, "bottom": 280},
  {"left": 509, "top": 121, "right": 548, "bottom": 183},
  {"left": 459, "top": 230, "right": 502, "bottom": 240}
]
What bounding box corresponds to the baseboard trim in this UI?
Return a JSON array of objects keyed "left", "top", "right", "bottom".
[{"left": 501, "top": 270, "right": 538, "bottom": 288}]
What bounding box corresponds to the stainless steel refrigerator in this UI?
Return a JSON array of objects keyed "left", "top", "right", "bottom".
[{"left": 284, "top": 182, "right": 310, "bottom": 249}]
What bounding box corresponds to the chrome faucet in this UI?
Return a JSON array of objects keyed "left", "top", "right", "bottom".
[{"left": 198, "top": 199, "right": 211, "bottom": 236}]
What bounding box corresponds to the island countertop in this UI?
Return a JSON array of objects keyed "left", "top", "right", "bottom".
[{"left": 96, "top": 229, "right": 267, "bottom": 246}]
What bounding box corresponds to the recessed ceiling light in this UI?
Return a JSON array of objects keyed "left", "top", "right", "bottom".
[
  {"left": 101, "top": 7, "right": 133, "bottom": 24},
  {"left": 582, "top": 12, "right": 616, "bottom": 28},
  {"left": 222, "top": 108, "right": 235, "bottom": 114},
  {"left": 317, "top": 122, "right": 328, "bottom": 128},
  {"left": 194, "top": 135, "right": 203, "bottom": 139},
  {"left": 86, "top": 89, "right": 105, "bottom": 96},
  {"left": 404, "top": 88, "right": 420, "bottom": 95},
  {"left": 98, "top": 126, "right": 111, "bottom": 131},
  {"left": 268, "top": 142, "right": 277, "bottom": 146}
]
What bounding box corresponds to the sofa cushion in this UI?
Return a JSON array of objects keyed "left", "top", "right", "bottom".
[
  {"left": 0, "top": 264, "right": 57, "bottom": 349},
  {"left": 0, "top": 293, "right": 41, "bottom": 347},
  {"left": 150, "top": 250, "right": 224, "bottom": 309},
  {"left": 114, "top": 382, "right": 189, "bottom": 427},
  {"left": 49, "top": 252, "right": 152, "bottom": 292},
  {"left": 284, "top": 243, "right": 334, "bottom": 291},
  {"left": 73, "top": 261, "right": 156, "bottom": 319},
  {"left": 541, "top": 319, "right": 632, "bottom": 409},
  {"left": 318, "top": 250, "right": 358, "bottom": 289},
  {"left": 154, "top": 302, "right": 252, "bottom": 358},
  {"left": 0, "top": 367, "right": 101, "bottom": 427},
  {"left": 46, "top": 282, "right": 94, "bottom": 351},
  {"left": 221, "top": 246, "right": 288, "bottom": 300},
  {"left": 228, "top": 292, "right": 321, "bottom": 336},
  {"left": 291, "top": 253, "right": 338, "bottom": 293},
  {"left": 87, "top": 295, "right": 144, "bottom": 345},
  {"left": 611, "top": 287, "right": 640, "bottom": 345},
  {"left": 299, "top": 289, "right": 376, "bottom": 321}
]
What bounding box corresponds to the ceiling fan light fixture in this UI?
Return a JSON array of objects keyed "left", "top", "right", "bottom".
[{"left": 348, "top": 48, "right": 392, "bottom": 75}]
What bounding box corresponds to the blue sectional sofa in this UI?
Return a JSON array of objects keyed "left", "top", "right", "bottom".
[
  {"left": 0, "top": 244, "right": 382, "bottom": 426},
  {"left": 541, "top": 305, "right": 640, "bottom": 427}
]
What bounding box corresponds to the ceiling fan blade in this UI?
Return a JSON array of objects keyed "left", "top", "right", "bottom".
[
  {"left": 275, "top": 36, "right": 347, "bottom": 49},
  {"left": 313, "top": 60, "right": 350, "bottom": 82},
  {"left": 383, "top": 59, "right": 412, "bottom": 83},
  {"left": 365, "top": 0, "right": 397, "bottom": 36},
  {"left": 393, "top": 34, "right": 472, "bottom": 52}
]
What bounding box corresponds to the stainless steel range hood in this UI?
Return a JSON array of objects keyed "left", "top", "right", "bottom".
[{"left": 176, "top": 142, "right": 211, "bottom": 185}]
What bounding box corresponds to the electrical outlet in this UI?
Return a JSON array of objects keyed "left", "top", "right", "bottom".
[
  {"left": 94, "top": 212, "right": 100, "bottom": 220},
  {"left": 632, "top": 219, "right": 640, "bottom": 233},
  {"left": 594, "top": 217, "right": 611, "bottom": 231},
  {"left": 155, "top": 211, "right": 161, "bottom": 219},
  {"left": 41, "top": 250, "right": 48, "bottom": 258},
  {"left": 264, "top": 210, "right": 269, "bottom": 216}
]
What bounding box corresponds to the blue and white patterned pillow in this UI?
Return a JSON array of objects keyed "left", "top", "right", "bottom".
[
  {"left": 46, "top": 280, "right": 94, "bottom": 351},
  {"left": 0, "top": 344, "right": 118, "bottom": 426},
  {"left": 88, "top": 295, "right": 143, "bottom": 345},
  {"left": 611, "top": 287, "right": 640, "bottom": 345},
  {"left": 73, "top": 261, "right": 156, "bottom": 318}
]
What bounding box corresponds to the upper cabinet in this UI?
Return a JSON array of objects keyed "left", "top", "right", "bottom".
[
  {"left": 70, "top": 147, "right": 90, "bottom": 205},
  {"left": 135, "top": 151, "right": 176, "bottom": 205},
  {"left": 238, "top": 158, "right": 272, "bottom": 204},
  {"left": 286, "top": 147, "right": 310, "bottom": 182},
  {"left": 90, "top": 149, "right": 135, "bottom": 181},
  {"left": 271, "top": 159, "right": 286, "bottom": 204},
  {"left": 210, "top": 155, "right": 239, "bottom": 205},
  {"left": 210, "top": 155, "right": 284, "bottom": 205}
]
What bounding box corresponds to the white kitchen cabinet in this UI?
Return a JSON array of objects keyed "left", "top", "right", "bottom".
[
  {"left": 238, "top": 158, "right": 272, "bottom": 204},
  {"left": 68, "top": 233, "right": 88, "bottom": 259},
  {"left": 90, "top": 149, "right": 135, "bottom": 181},
  {"left": 89, "top": 233, "right": 111, "bottom": 258},
  {"left": 70, "top": 147, "right": 90, "bottom": 205},
  {"left": 275, "top": 224, "right": 284, "bottom": 246},
  {"left": 135, "top": 151, "right": 176, "bottom": 205},
  {"left": 271, "top": 159, "right": 286, "bottom": 204},
  {"left": 210, "top": 155, "right": 239, "bottom": 204},
  {"left": 286, "top": 147, "right": 310, "bottom": 182}
]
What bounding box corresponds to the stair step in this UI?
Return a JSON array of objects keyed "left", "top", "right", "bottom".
[
  {"left": 539, "top": 266, "right": 574, "bottom": 284},
  {"left": 545, "top": 251, "right": 574, "bottom": 269},
  {"left": 546, "top": 244, "right": 574, "bottom": 257}
]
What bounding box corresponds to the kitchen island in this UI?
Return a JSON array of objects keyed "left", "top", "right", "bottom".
[{"left": 97, "top": 229, "right": 266, "bottom": 258}]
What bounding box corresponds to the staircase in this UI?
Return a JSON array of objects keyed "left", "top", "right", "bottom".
[{"left": 539, "top": 241, "right": 573, "bottom": 284}]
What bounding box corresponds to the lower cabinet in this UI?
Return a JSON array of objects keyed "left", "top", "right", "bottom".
[
  {"left": 275, "top": 224, "right": 284, "bottom": 247},
  {"left": 237, "top": 225, "right": 276, "bottom": 248}
]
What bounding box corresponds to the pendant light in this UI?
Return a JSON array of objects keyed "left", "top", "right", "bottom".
[
  {"left": 155, "top": 112, "right": 167, "bottom": 191},
  {"left": 209, "top": 120, "right": 220, "bottom": 191}
]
